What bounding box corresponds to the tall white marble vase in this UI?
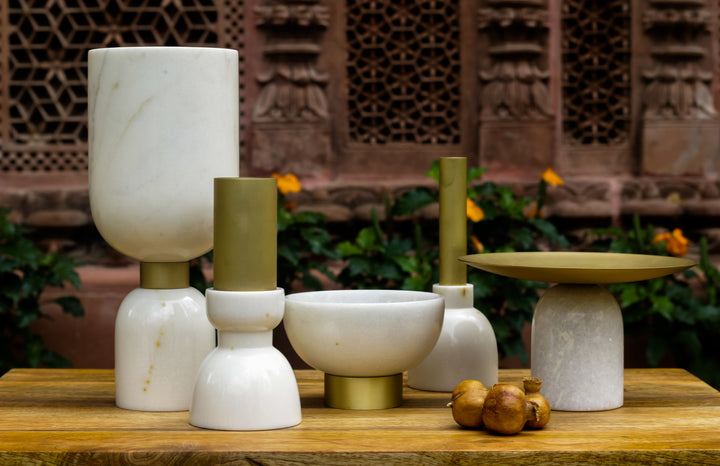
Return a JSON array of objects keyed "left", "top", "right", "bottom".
[{"left": 88, "top": 47, "right": 240, "bottom": 411}]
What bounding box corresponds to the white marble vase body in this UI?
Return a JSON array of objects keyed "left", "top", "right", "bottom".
[
  {"left": 531, "top": 284, "right": 624, "bottom": 411},
  {"left": 88, "top": 47, "right": 240, "bottom": 261},
  {"left": 115, "top": 288, "right": 215, "bottom": 411},
  {"left": 408, "top": 284, "right": 498, "bottom": 391}
]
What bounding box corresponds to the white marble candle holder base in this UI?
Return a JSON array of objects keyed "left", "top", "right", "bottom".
[
  {"left": 115, "top": 287, "right": 215, "bottom": 411},
  {"left": 189, "top": 288, "right": 301, "bottom": 430},
  {"left": 531, "top": 284, "right": 624, "bottom": 411},
  {"left": 407, "top": 284, "right": 498, "bottom": 392}
]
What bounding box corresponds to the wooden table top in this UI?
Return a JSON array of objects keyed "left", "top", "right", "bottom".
[{"left": 1, "top": 368, "right": 719, "bottom": 464}]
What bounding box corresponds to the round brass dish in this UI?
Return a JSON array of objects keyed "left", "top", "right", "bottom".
[
  {"left": 324, "top": 373, "right": 403, "bottom": 410},
  {"left": 459, "top": 252, "right": 696, "bottom": 284}
]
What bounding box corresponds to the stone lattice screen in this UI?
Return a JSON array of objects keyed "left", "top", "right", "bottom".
[
  {"left": 561, "top": 0, "right": 631, "bottom": 146},
  {"left": 0, "top": 0, "right": 245, "bottom": 173},
  {"left": 345, "top": 0, "right": 461, "bottom": 145}
]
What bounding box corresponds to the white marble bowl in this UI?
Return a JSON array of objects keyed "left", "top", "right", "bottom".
[{"left": 284, "top": 290, "right": 444, "bottom": 377}]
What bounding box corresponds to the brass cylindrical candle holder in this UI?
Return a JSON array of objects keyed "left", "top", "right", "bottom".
[
  {"left": 213, "top": 177, "right": 277, "bottom": 292},
  {"left": 439, "top": 157, "right": 467, "bottom": 286}
]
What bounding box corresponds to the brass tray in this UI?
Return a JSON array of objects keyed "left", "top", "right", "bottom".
[{"left": 459, "top": 252, "right": 697, "bottom": 284}]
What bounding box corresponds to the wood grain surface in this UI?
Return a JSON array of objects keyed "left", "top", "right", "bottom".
[{"left": 1, "top": 368, "right": 719, "bottom": 464}]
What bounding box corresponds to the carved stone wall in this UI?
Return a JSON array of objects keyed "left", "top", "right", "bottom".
[
  {"left": 477, "top": 0, "right": 553, "bottom": 173},
  {"left": 1, "top": 0, "right": 720, "bottom": 257},
  {"left": 346, "top": 0, "right": 461, "bottom": 145}
]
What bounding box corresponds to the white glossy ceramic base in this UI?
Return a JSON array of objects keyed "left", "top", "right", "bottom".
[
  {"left": 115, "top": 287, "right": 215, "bottom": 411},
  {"left": 408, "top": 284, "right": 498, "bottom": 392},
  {"left": 189, "top": 288, "right": 301, "bottom": 430},
  {"left": 531, "top": 284, "right": 624, "bottom": 411}
]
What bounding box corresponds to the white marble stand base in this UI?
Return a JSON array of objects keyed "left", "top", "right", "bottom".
[
  {"left": 115, "top": 287, "right": 216, "bottom": 411},
  {"left": 531, "top": 284, "right": 624, "bottom": 411},
  {"left": 408, "top": 284, "right": 498, "bottom": 392},
  {"left": 189, "top": 288, "right": 301, "bottom": 430}
]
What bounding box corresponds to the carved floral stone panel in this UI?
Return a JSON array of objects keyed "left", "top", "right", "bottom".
[
  {"left": 478, "top": 1, "right": 551, "bottom": 120},
  {"left": 253, "top": 2, "right": 330, "bottom": 123},
  {"left": 477, "top": 0, "right": 554, "bottom": 173},
  {"left": 640, "top": 0, "right": 719, "bottom": 176}
]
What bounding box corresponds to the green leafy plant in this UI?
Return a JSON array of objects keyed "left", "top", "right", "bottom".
[
  {"left": 335, "top": 195, "right": 438, "bottom": 291},
  {"left": 277, "top": 202, "right": 337, "bottom": 292},
  {"left": 588, "top": 215, "right": 720, "bottom": 389},
  {"left": 0, "top": 207, "right": 84, "bottom": 375},
  {"left": 336, "top": 162, "right": 570, "bottom": 364}
]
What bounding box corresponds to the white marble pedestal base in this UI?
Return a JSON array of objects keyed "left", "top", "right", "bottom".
[
  {"left": 115, "top": 287, "right": 215, "bottom": 411},
  {"left": 189, "top": 288, "right": 301, "bottom": 430},
  {"left": 408, "top": 284, "right": 498, "bottom": 391},
  {"left": 531, "top": 284, "right": 624, "bottom": 411}
]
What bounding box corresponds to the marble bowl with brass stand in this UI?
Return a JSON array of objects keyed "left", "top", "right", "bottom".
[{"left": 284, "top": 289, "right": 444, "bottom": 409}]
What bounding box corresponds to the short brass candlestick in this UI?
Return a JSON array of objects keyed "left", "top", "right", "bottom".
[{"left": 189, "top": 178, "right": 301, "bottom": 430}]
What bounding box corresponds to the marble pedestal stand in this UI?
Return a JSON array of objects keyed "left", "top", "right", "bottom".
[
  {"left": 460, "top": 252, "right": 696, "bottom": 411},
  {"left": 532, "top": 284, "right": 623, "bottom": 410}
]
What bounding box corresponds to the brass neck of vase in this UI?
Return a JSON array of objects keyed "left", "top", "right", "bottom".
[{"left": 140, "top": 261, "right": 190, "bottom": 289}]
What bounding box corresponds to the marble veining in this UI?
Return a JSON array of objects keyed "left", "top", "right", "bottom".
[{"left": 88, "top": 47, "right": 239, "bottom": 262}]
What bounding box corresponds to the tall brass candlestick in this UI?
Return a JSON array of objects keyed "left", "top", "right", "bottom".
[
  {"left": 213, "top": 178, "right": 277, "bottom": 291},
  {"left": 408, "top": 156, "right": 498, "bottom": 391},
  {"left": 439, "top": 157, "right": 467, "bottom": 286}
]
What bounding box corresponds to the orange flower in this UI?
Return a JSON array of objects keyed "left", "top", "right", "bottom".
[
  {"left": 466, "top": 198, "right": 485, "bottom": 222},
  {"left": 470, "top": 235, "right": 484, "bottom": 253},
  {"left": 527, "top": 203, "right": 544, "bottom": 219},
  {"left": 284, "top": 201, "right": 298, "bottom": 213},
  {"left": 541, "top": 167, "right": 564, "bottom": 187},
  {"left": 652, "top": 228, "right": 690, "bottom": 257},
  {"left": 271, "top": 173, "right": 302, "bottom": 195}
]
